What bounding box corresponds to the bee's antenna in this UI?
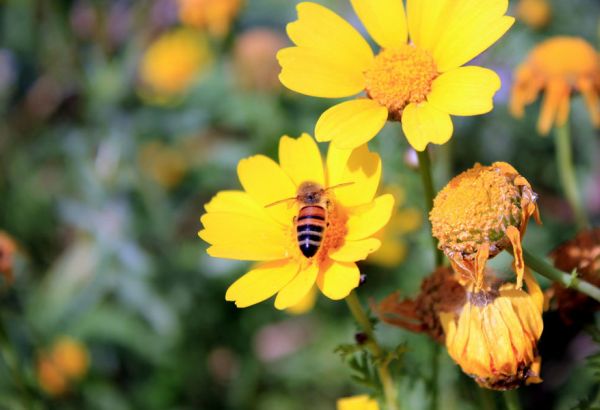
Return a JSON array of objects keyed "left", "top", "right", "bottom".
[
  {"left": 326, "top": 181, "right": 355, "bottom": 191},
  {"left": 265, "top": 196, "right": 297, "bottom": 208}
]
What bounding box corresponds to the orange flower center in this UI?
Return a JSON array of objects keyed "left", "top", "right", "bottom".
[
  {"left": 364, "top": 45, "right": 438, "bottom": 120},
  {"left": 317, "top": 201, "right": 348, "bottom": 264},
  {"left": 529, "top": 37, "right": 600, "bottom": 80}
]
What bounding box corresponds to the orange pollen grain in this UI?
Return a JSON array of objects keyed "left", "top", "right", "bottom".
[{"left": 364, "top": 45, "right": 438, "bottom": 119}]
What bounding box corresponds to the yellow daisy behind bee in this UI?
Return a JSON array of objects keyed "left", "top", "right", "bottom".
[
  {"left": 337, "top": 395, "right": 380, "bottom": 410},
  {"left": 199, "top": 134, "right": 394, "bottom": 309},
  {"left": 277, "top": 0, "right": 514, "bottom": 151}
]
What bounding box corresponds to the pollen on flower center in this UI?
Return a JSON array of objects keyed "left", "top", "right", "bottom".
[
  {"left": 318, "top": 201, "right": 348, "bottom": 263},
  {"left": 364, "top": 45, "right": 438, "bottom": 120}
]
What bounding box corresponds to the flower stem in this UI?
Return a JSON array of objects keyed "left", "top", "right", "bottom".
[
  {"left": 429, "top": 343, "right": 440, "bottom": 410},
  {"left": 416, "top": 149, "right": 444, "bottom": 267},
  {"left": 554, "top": 122, "right": 589, "bottom": 230},
  {"left": 345, "top": 291, "right": 398, "bottom": 410},
  {"left": 522, "top": 246, "right": 600, "bottom": 302},
  {"left": 502, "top": 390, "right": 522, "bottom": 410}
]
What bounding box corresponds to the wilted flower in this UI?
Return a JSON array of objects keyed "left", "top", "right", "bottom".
[
  {"left": 177, "top": 0, "right": 242, "bottom": 38},
  {"left": 277, "top": 0, "right": 513, "bottom": 151},
  {"left": 510, "top": 37, "right": 600, "bottom": 135},
  {"left": 440, "top": 269, "right": 544, "bottom": 390},
  {"left": 516, "top": 0, "right": 551, "bottom": 30},
  {"left": 430, "top": 162, "right": 540, "bottom": 289},
  {"left": 138, "top": 140, "right": 188, "bottom": 189},
  {"left": 337, "top": 395, "right": 379, "bottom": 410},
  {"left": 139, "top": 28, "right": 212, "bottom": 102},
  {"left": 0, "top": 231, "right": 17, "bottom": 282},
  {"left": 37, "top": 337, "right": 89, "bottom": 396},
  {"left": 199, "top": 134, "right": 394, "bottom": 309}
]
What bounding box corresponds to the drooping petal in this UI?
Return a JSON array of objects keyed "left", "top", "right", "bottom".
[
  {"left": 326, "top": 144, "right": 382, "bottom": 208},
  {"left": 317, "top": 261, "right": 360, "bottom": 300},
  {"left": 315, "top": 99, "right": 388, "bottom": 149},
  {"left": 278, "top": 47, "right": 366, "bottom": 98},
  {"left": 428, "top": 66, "right": 501, "bottom": 116},
  {"left": 329, "top": 238, "right": 381, "bottom": 262},
  {"left": 346, "top": 194, "right": 395, "bottom": 240},
  {"left": 279, "top": 134, "right": 325, "bottom": 187},
  {"left": 274, "top": 262, "right": 319, "bottom": 309},
  {"left": 401, "top": 102, "right": 453, "bottom": 151},
  {"left": 225, "top": 259, "right": 298, "bottom": 308},
  {"left": 506, "top": 226, "right": 524, "bottom": 289},
  {"left": 350, "top": 0, "right": 407, "bottom": 49},
  {"left": 237, "top": 155, "right": 297, "bottom": 225}
]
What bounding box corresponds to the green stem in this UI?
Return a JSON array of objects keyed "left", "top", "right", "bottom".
[
  {"left": 554, "top": 122, "right": 589, "bottom": 230},
  {"left": 429, "top": 343, "right": 439, "bottom": 410},
  {"left": 416, "top": 149, "right": 444, "bottom": 267},
  {"left": 345, "top": 291, "right": 399, "bottom": 410},
  {"left": 522, "top": 246, "right": 600, "bottom": 302},
  {"left": 502, "top": 390, "right": 522, "bottom": 410}
]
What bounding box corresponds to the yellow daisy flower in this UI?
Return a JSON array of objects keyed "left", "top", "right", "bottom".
[
  {"left": 510, "top": 37, "right": 600, "bottom": 135},
  {"left": 199, "top": 134, "right": 394, "bottom": 309},
  {"left": 277, "top": 0, "right": 514, "bottom": 151},
  {"left": 337, "top": 395, "right": 380, "bottom": 410}
]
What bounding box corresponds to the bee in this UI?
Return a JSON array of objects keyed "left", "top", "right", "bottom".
[{"left": 267, "top": 181, "right": 352, "bottom": 258}]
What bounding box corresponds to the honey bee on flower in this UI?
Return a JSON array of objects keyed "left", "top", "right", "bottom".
[
  {"left": 277, "top": 0, "right": 514, "bottom": 151},
  {"left": 199, "top": 134, "right": 394, "bottom": 309}
]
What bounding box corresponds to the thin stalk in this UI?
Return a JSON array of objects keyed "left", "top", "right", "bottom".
[
  {"left": 416, "top": 149, "right": 444, "bottom": 267},
  {"left": 429, "top": 343, "right": 440, "bottom": 410},
  {"left": 502, "top": 390, "right": 522, "bottom": 410},
  {"left": 345, "top": 291, "right": 398, "bottom": 410},
  {"left": 522, "top": 246, "right": 600, "bottom": 302},
  {"left": 554, "top": 122, "right": 589, "bottom": 230}
]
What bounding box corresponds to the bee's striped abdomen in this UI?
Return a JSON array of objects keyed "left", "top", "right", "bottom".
[{"left": 296, "top": 205, "right": 327, "bottom": 258}]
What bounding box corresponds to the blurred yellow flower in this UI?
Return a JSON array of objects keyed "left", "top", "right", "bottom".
[
  {"left": 516, "top": 0, "right": 551, "bottom": 30},
  {"left": 199, "top": 134, "right": 394, "bottom": 309},
  {"left": 37, "top": 337, "right": 89, "bottom": 397},
  {"left": 430, "top": 162, "right": 540, "bottom": 290},
  {"left": 277, "top": 0, "right": 513, "bottom": 151},
  {"left": 369, "top": 185, "right": 421, "bottom": 268},
  {"left": 139, "top": 28, "right": 212, "bottom": 101},
  {"left": 337, "top": 395, "right": 379, "bottom": 410},
  {"left": 510, "top": 37, "right": 600, "bottom": 135},
  {"left": 440, "top": 269, "right": 543, "bottom": 389},
  {"left": 138, "top": 141, "right": 188, "bottom": 189},
  {"left": 0, "top": 231, "right": 17, "bottom": 282},
  {"left": 178, "top": 0, "right": 242, "bottom": 38}
]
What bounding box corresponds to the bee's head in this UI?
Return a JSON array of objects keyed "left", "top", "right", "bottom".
[{"left": 297, "top": 181, "right": 324, "bottom": 204}]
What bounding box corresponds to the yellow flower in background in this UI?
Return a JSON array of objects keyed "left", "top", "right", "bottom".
[
  {"left": 337, "top": 395, "right": 380, "bottom": 410},
  {"left": 510, "top": 37, "right": 600, "bottom": 135},
  {"left": 277, "top": 0, "right": 513, "bottom": 151},
  {"left": 430, "top": 162, "right": 540, "bottom": 290},
  {"left": 516, "top": 0, "right": 551, "bottom": 30},
  {"left": 139, "top": 28, "right": 212, "bottom": 101},
  {"left": 440, "top": 269, "right": 543, "bottom": 390},
  {"left": 178, "top": 0, "right": 242, "bottom": 38},
  {"left": 199, "top": 134, "right": 394, "bottom": 309},
  {"left": 138, "top": 141, "right": 188, "bottom": 189},
  {"left": 369, "top": 185, "right": 421, "bottom": 268},
  {"left": 37, "top": 337, "right": 89, "bottom": 396}
]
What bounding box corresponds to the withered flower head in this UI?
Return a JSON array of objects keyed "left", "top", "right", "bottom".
[
  {"left": 440, "top": 269, "right": 544, "bottom": 390},
  {"left": 375, "top": 267, "right": 465, "bottom": 343},
  {"left": 549, "top": 228, "right": 600, "bottom": 324},
  {"left": 430, "top": 162, "right": 540, "bottom": 290}
]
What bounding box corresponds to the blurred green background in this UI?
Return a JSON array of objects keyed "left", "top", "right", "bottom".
[{"left": 0, "top": 0, "right": 599, "bottom": 409}]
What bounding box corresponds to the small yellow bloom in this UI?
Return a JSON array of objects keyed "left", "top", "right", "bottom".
[
  {"left": 337, "top": 395, "right": 380, "bottom": 410},
  {"left": 138, "top": 141, "right": 188, "bottom": 189},
  {"left": 430, "top": 162, "right": 540, "bottom": 290},
  {"left": 277, "top": 0, "right": 513, "bottom": 151},
  {"left": 139, "top": 28, "right": 212, "bottom": 101},
  {"left": 440, "top": 269, "right": 544, "bottom": 390},
  {"left": 199, "top": 134, "right": 394, "bottom": 309},
  {"left": 516, "top": 0, "right": 551, "bottom": 30},
  {"left": 37, "top": 337, "right": 89, "bottom": 396},
  {"left": 178, "top": 0, "right": 242, "bottom": 38},
  {"left": 0, "top": 231, "right": 17, "bottom": 282},
  {"left": 510, "top": 37, "right": 600, "bottom": 135}
]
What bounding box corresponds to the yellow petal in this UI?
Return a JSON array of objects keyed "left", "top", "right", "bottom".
[
  {"left": 350, "top": 0, "right": 407, "bottom": 49},
  {"left": 286, "top": 286, "right": 318, "bottom": 315},
  {"left": 506, "top": 226, "right": 524, "bottom": 289},
  {"left": 274, "top": 262, "right": 319, "bottom": 310},
  {"left": 337, "top": 395, "right": 379, "bottom": 410},
  {"left": 204, "top": 190, "right": 270, "bottom": 220},
  {"left": 317, "top": 261, "right": 360, "bottom": 300},
  {"left": 279, "top": 134, "right": 325, "bottom": 187},
  {"left": 326, "top": 144, "right": 382, "bottom": 208},
  {"left": 315, "top": 99, "right": 388, "bottom": 149},
  {"left": 225, "top": 259, "right": 298, "bottom": 308},
  {"left": 346, "top": 194, "right": 395, "bottom": 240},
  {"left": 329, "top": 238, "right": 381, "bottom": 262},
  {"left": 524, "top": 268, "right": 543, "bottom": 313},
  {"left": 428, "top": 66, "right": 501, "bottom": 116},
  {"left": 407, "top": 0, "right": 447, "bottom": 51},
  {"left": 401, "top": 102, "right": 453, "bottom": 151},
  {"left": 237, "top": 154, "right": 296, "bottom": 225},
  {"left": 482, "top": 304, "right": 516, "bottom": 374}
]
